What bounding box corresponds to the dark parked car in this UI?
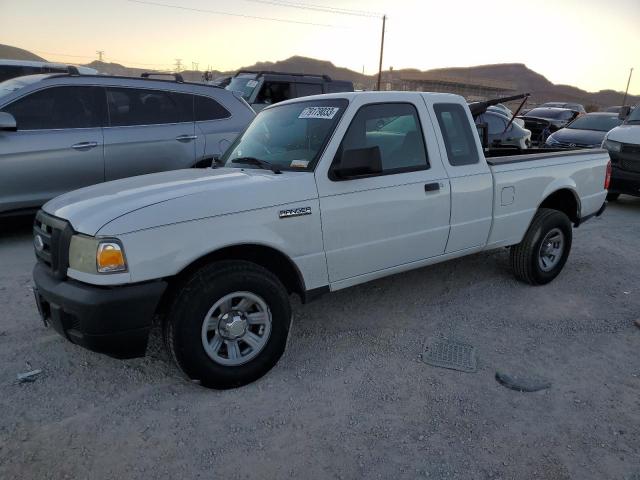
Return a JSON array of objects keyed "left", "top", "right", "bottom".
[
  {"left": 544, "top": 112, "right": 622, "bottom": 149},
  {"left": 225, "top": 70, "right": 354, "bottom": 112},
  {"left": 539, "top": 102, "right": 586, "bottom": 114},
  {"left": 519, "top": 107, "right": 581, "bottom": 145}
]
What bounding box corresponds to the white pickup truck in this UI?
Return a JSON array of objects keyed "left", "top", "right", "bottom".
[{"left": 32, "top": 92, "right": 610, "bottom": 388}]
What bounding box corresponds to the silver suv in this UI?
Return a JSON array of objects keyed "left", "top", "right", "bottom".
[{"left": 0, "top": 71, "right": 255, "bottom": 216}]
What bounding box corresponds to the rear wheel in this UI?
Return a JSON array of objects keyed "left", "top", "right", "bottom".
[
  {"left": 510, "top": 208, "right": 573, "bottom": 285},
  {"left": 606, "top": 192, "right": 620, "bottom": 202},
  {"left": 164, "top": 260, "right": 291, "bottom": 389}
]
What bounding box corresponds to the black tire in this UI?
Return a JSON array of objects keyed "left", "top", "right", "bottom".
[
  {"left": 606, "top": 192, "right": 620, "bottom": 202},
  {"left": 510, "top": 208, "right": 573, "bottom": 285},
  {"left": 164, "top": 260, "right": 291, "bottom": 389}
]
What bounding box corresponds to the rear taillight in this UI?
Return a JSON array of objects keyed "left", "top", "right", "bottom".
[{"left": 605, "top": 160, "right": 612, "bottom": 190}]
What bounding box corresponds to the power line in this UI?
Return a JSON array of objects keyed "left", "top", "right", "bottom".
[
  {"left": 31, "top": 49, "right": 176, "bottom": 68},
  {"left": 125, "top": 0, "right": 343, "bottom": 27},
  {"left": 240, "top": 0, "right": 383, "bottom": 18}
]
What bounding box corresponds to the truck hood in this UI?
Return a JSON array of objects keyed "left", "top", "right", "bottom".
[
  {"left": 43, "top": 168, "right": 318, "bottom": 235},
  {"left": 606, "top": 124, "right": 640, "bottom": 145}
]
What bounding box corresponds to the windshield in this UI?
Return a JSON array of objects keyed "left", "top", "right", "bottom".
[
  {"left": 225, "top": 76, "right": 260, "bottom": 101},
  {"left": 525, "top": 108, "right": 574, "bottom": 120},
  {"left": 222, "top": 98, "right": 349, "bottom": 172},
  {"left": 567, "top": 115, "right": 622, "bottom": 131},
  {"left": 626, "top": 106, "right": 640, "bottom": 123}
]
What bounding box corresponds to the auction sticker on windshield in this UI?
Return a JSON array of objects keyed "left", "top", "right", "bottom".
[{"left": 299, "top": 107, "right": 340, "bottom": 120}]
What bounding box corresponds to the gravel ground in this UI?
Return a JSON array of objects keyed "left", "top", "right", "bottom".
[{"left": 0, "top": 198, "right": 639, "bottom": 480}]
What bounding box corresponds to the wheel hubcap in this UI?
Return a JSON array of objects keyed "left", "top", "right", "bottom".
[
  {"left": 538, "top": 228, "right": 565, "bottom": 272},
  {"left": 201, "top": 291, "right": 272, "bottom": 366}
]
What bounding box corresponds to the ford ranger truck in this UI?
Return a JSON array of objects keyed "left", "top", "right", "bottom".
[{"left": 32, "top": 92, "right": 610, "bottom": 389}]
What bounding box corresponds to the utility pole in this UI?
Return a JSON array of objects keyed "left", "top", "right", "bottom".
[
  {"left": 96, "top": 50, "right": 104, "bottom": 62},
  {"left": 174, "top": 58, "right": 183, "bottom": 72},
  {"left": 622, "top": 67, "right": 634, "bottom": 106},
  {"left": 376, "top": 14, "right": 386, "bottom": 91},
  {"left": 192, "top": 62, "right": 199, "bottom": 71}
]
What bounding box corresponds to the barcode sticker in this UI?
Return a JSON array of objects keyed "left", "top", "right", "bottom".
[{"left": 298, "top": 106, "right": 340, "bottom": 120}]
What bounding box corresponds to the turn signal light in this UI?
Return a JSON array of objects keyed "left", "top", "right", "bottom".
[{"left": 97, "top": 243, "right": 127, "bottom": 273}]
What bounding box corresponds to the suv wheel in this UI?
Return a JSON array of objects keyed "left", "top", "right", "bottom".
[{"left": 164, "top": 260, "right": 291, "bottom": 389}]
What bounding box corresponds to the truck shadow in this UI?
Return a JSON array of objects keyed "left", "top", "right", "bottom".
[{"left": 611, "top": 195, "right": 640, "bottom": 210}]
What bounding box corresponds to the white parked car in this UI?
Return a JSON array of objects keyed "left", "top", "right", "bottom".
[{"left": 32, "top": 92, "right": 610, "bottom": 388}]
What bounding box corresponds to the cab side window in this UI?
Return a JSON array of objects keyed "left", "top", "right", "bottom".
[
  {"left": 433, "top": 103, "right": 480, "bottom": 166},
  {"left": 335, "top": 102, "right": 429, "bottom": 174},
  {"left": 2, "top": 86, "right": 104, "bottom": 130},
  {"left": 295, "top": 83, "right": 323, "bottom": 98},
  {"left": 256, "top": 82, "right": 291, "bottom": 105}
]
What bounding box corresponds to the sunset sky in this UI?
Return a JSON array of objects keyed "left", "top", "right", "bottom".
[{"left": 1, "top": 0, "right": 639, "bottom": 95}]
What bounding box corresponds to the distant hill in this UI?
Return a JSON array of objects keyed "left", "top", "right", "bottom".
[
  {"left": 1, "top": 44, "right": 637, "bottom": 108},
  {"left": 0, "top": 44, "right": 46, "bottom": 61}
]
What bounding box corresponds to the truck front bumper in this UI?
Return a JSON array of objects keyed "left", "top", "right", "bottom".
[
  {"left": 609, "top": 167, "right": 640, "bottom": 197},
  {"left": 33, "top": 262, "right": 167, "bottom": 359}
]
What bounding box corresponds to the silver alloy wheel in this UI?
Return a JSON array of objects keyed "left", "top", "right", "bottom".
[
  {"left": 201, "top": 291, "right": 272, "bottom": 366},
  {"left": 538, "top": 228, "right": 565, "bottom": 272}
]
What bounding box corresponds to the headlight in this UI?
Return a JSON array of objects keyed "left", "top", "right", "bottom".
[
  {"left": 69, "top": 235, "right": 128, "bottom": 274},
  {"left": 603, "top": 139, "right": 622, "bottom": 152}
]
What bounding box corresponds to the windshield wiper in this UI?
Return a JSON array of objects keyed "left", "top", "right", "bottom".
[{"left": 231, "top": 157, "right": 282, "bottom": 174}]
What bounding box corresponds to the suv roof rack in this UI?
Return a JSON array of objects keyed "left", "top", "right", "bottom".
[
  {"left": 234, "top": 70, "right": 332, "bottom": 82},
  {"left": 141, "top": 72, "right": 184, "bottom": 83}
]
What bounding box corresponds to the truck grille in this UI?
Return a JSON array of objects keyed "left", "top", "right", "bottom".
[
  {"left": 621, "top": 159, "right": 640, "bottom": 173},
  {"left": 621, "top": 144, "right": 640, "bottom": 155},
  {"left": 33, "top": 211, "right": 74, "bottom": 280}
]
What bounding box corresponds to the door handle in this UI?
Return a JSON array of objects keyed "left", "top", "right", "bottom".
[
  {"left": 176, "top": 134, "right": 198, "bottom": 142},
  {"left": 71, "top": 141, "right": 98, "bottom": 150},
  {"left": 424, "top": 182, "right": 441, "bottom": 192}
]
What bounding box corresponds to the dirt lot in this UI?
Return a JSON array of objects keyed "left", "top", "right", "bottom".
[{"left": 0, "top": 198, "right": 639, "bottom": 480}]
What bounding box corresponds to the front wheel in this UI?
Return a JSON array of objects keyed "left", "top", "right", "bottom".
[
  {"left": 510, "top": 208, "right": 573, "bottom": 285},
  {"left": 164, "top": 261, "right": 291, "bottom": 389}
]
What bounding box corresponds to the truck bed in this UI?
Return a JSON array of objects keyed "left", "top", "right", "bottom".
[
  {"left": 485, "top": 148, "right": 609, "bottom": 249},
  {"left": 485, "top": 148, "right": 605, "bottom": 165}
]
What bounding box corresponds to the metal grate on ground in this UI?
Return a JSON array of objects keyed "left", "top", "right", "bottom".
[{"left": 421, "top": 339, "right": 477, "bottom": 373}]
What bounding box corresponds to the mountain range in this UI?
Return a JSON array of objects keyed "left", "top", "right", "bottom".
[{"left": 1, "top": 44, "right": 637, "bottom": 108}]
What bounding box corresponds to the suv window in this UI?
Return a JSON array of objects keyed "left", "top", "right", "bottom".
[
  {"left": 256, "top": 82, "right": 291, "bottom": 105},
  {"left": 433, "top": 103, "right": 479, "bottom": 166},
  {"left": 296, "top": 83, "right": 323, "bottom": 98},
  {"left": 1, "top": 86, "right": 104, "bottom": 130},
  {"left": 106, "top": 87, "right": 191, "bottom": 126},
  {"left": 195, "top": 95, "right": 231, "bottom": 121},
  {"left": 337, "top": 103, "right": 429, "bottom": 174}
]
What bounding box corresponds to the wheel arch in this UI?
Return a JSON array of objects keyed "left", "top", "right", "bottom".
[
  {"left": 157, "top": 243, "right": 308, "bottom": 315},
  {"left": 537, "top": 187, "right": 581, "bottom": 225}
]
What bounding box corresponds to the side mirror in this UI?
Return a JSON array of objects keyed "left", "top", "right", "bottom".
[
  {"left": 331, "top": 146, "right": 382, "bottom": 179},
  {"left": 619, "top": 106, "right": 631, "bottom": 120},
  {"left": 0, "top": 112, "right": 17, "bottom": 131}
]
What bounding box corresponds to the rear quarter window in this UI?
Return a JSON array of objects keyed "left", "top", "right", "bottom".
[
  {"left": 433, "top": 103, "right": 480, "bottom": 166},
  {"left": 195, "top": 95, "right": 231, "bottom": 121}
]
